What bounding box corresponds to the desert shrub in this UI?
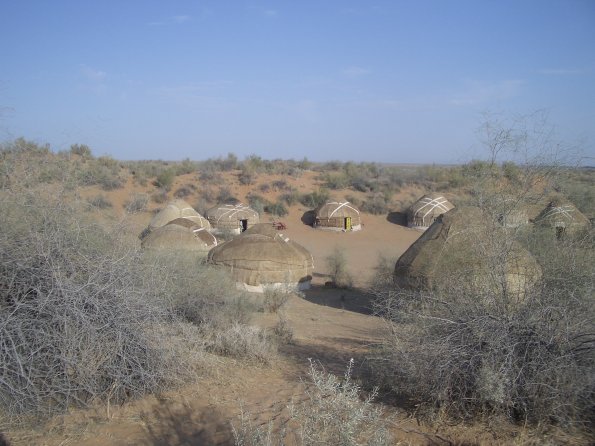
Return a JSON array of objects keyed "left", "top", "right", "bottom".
[
  {"left": 233, "top": 359, "right": 393, "bottom": 445},
  {"left": 199, "top": 153, "right": 238, "bottom": 172},
  {"left": 247, "top": 193, "right": 271, "bottom": 215},
  {"left": 344, "top": 195, "right": 362, "bottom": 208},
  {"left": 279, "top": 191, "right": 300, "bottom": 207},
  {"left": 555, "top": 172, "right": 595, "bottom": 218},
  {"left": 69, "top": 143, "right": 93, "bottom": 158},
  {"left": 323, "top": 172, "right": 349, "bottom": 190},
  {"left": 239, "top": 167, "right": 256, "bottom": 185},
  {"left": 272, "top": 313, "right": 294, "bottom": 344},
  {"left": 263, "top": 289, "right": 290, "bottom": 313},
  {"left": 360, "top": 192, "right": 391, "bottom": 215},
  {"left": 299, "top": 189, "right": 330, "bottom": 209},
  {"left": 198, "top": 186, "right": 216, "bottom": 203},
  {"left": 151, "top": 188, "right": 169, "bottom": 204},
  {"left": 217, "top": 187, "right": 238, "bottom": 204},
  {"left": 258, "top": 183, "right": 271, "bottom": 193},
  {"left": 325, "top": 247, "right": 352, "bottom": 288},
  {"left": 271, "top": 179, "right": 289, "bottom": 191},
  {"left": 87, "top": 194, "right": 112, "bottom": 209},
  {"left": 80, "top": 156, "right": 125, "bottom": 190},
  {"left": 204, "top": 323, "right": 276, "bottom": 364},
  {"left": 154, "top": 168, "right": 176, "bottom": 191},
  {"left": 174, "top": 158, "right": 197, "bottom": 176},
  {"left": 173, "top": 185, "right": 193, "bottom": 198},
  {"left": 0, "top": 195, "right": 202, "bottom": 422},
  {"left": 125, "top": 193, "right": 149, "bottom": 213},
  {"left": 265, "top": 202, "right": 288, "bottom": 217},
  {"left": 349, "top": 177, "right": 374, "bottom": 193}
]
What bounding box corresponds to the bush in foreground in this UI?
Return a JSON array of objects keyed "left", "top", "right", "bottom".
[
  {"left": 233, "top": 359, "right": 393, "bottom": 445},
  {"left": 0, "top": 194, "right": 187, "bottom": 422}
]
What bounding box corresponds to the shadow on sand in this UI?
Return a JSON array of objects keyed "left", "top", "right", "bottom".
[
  {"left": 142, "top": 402, "right": 232, "bottom": 446},
  {"left": 301, "top": 285, "right": 376, "bottom": 315}
]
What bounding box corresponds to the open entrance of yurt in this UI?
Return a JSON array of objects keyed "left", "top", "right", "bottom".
[
  {"left": 240, "top": 219, "right": 248, "bottom": 232},
  {"left": 344, "top": 217, "right": 352, "bottom": 231}
]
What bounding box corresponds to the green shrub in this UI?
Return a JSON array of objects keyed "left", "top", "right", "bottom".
[
  {"left": 265, "top": 202, "right": 288, "bottom": 217},
  {"left": 279, "top": 191, "right": 300, "bottom": 206},
  {"left": 154, "top": 169, "right": 176, "bottom": 190},
  {"left": 300, "top": 189, "right": 330, "bottom": 209}
]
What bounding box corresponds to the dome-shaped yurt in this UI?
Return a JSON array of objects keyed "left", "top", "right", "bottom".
[
  {"left": 148, "top": 199, "right": 210, "bottom": 231},
  {"left": 407, "top": 194, "right": 454, "bottom": 230},
  {"left": 314, "top": 201, "right": 361, "bottom": 232},
  {"left": 395, "top": 207, "right": 542, "bottom": 301},
  {"left": 141, "top": 218, "right": 217, "bottom": 256},
  {"left": 207, "top": 223, "right": 313, "bottom": 293},
  {"left": 534, "top": 200, "right": 590, "bottom": 238},
  {"left": 205, "top": 203, "right": 259, "bottom": 235}
]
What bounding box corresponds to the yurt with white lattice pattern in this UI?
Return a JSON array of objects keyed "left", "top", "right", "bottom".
[{"left": 407, "top": 194, "right": 455, "bottom": 230}]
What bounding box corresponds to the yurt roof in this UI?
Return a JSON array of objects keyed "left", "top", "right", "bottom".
[
  {"left": 208, "top": 223, "right": 313, "bottom": 271},
  {"left": 149, "top": 199, "right": 210, "bottom": 230},
  {"left": 409, "top": 194, "right": 454, "bottom": 217},
  {"left": 205, "top": 203, "right": 259, "bottom": 222},
  {"left": 534, "top": 201, "right": 589, "bottom": 228},
  {"left": 395, "top": 206, "right": 541, "bottom": 292},
  {"left": 316, "top": 201, "right": 360, "bottom": 219},
  {"left": 142, "top": 219, "right": 217, "bottom": 252}
]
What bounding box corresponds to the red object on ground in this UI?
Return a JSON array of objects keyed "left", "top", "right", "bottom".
[{"left": 272, "top": 222, "right": 287, "bottom": 230}]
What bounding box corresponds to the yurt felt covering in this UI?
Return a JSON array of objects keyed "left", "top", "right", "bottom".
[
  {"left": 208, "top": 224, "right": 313, "bottom": 286},
  {"left": 315, "top": 201, "right": 361, "bottom": 229},
  {"left": 407, "top": 194, "right": 454, "bottom": 228},
  {"left": 395, "top": 206, "right": 542, "bottom": 299},
  {"left": 534, "top": 201, "right": 590, "bottom": 232},
  {"left": 205, "top": 203, "right": 259, "bottom": 230},
  {"left": 142, "top": 219, "right": 217, "bottom": 253},
  {"left": 149, "top": 199, "right": 210, "bottom": 230}
]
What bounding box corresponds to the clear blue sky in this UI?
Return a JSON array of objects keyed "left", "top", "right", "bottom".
[{"left": 1, "top": 1, "right": 594, "bottom": 163}]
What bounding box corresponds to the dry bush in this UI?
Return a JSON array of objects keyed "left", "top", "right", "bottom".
[
  {"left": 299, "top": 189, "right": 330, "bottom": 209},
  {"left": 151, "top": 188, "right": 169, "bottom": 204},
  {"left": 217, "top": 187, "right": 239, "bottom": 204},
  {"left": 143, "top": 251, "right": 274, "bottom": 364},
  {"left": 82, "top": 155, "right": 125, "bottom": 190},
  {"left": 154, "top": 168, "right": 175, "bottom": 191},
  {"left": 272, "top": 313, "right": 293, "bottom": 344},
  {"left": 325, "top": 247, "right": 353, "bottom": 288},
  {"left": 87, "top": 193, "right": 112, "bottom": 209},
  {"left": 204, "top": 322, "right": 277, "bottom": 364},
  {"left": 232, "top": 359, "right": 393, "bottom": 445},
  {"left": 124, "top": 192, "right": 149, "bottom": 213},
  {"left": 263, "top": 289, "right": 290, "bottom": 313},
  {"left": 370, "top": 114, "right": 595, "bottom": 431},
  {"left": 0, "top": 193, "right": 200, "bottom": 423}
]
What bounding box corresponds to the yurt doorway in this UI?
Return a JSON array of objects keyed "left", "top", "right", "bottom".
[
  {"left": 240, "top": 219, "right": 248, "bottom": 232},
  {"left": 344, "top": 217, "right": 352, "bottom": 231}
]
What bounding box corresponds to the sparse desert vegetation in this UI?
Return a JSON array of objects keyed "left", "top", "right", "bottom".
[{"left": 0, "top": 132, "right": 593, "bottom": 445}]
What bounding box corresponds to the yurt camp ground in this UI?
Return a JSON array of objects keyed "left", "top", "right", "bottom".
[{"left": 4, "top": 159, "right": 593, "bottom": 446}]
